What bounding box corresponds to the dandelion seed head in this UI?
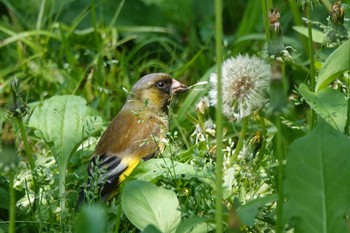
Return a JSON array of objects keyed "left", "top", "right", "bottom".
[{"left": 209, "top": 54, "right": 271, "bottom": 119}]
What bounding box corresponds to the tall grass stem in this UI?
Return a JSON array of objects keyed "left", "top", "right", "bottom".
[
  {"left": 306, "top": 7, "right": 316, "bottom": 128},
  {"left": 275, "top": 118, "right": 285, "bottom": 233},
  {"left": 215, "top": 0, "right": 224, "bottom": 231}
]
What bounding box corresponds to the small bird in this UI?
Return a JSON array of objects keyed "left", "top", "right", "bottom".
[{"left": 77, "top": 73, "right": 188, "bottom": 206}]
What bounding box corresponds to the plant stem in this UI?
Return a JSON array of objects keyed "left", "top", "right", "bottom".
[
  {"left": 114, "top": 203, "right": 122, "bottom": 233},
  {"left": 306, "top": 7, "right": 317, "bottom": 129},
  {"left": 258, "top": 115, "right": 267, "bottom": 158},
  {"left": 16, "top": 118, "right": 35, "bottom": 171},
  {"left": 229, "top": 116, "right": 248, "bottom": 165},
  {"left": 9, "top": 173, "right": 16, "bottom": 233},
  {"left": 346, "top": 85, "right": 350, "bottom": 136},
  {"left": 275, "top": 117, "right": 285, "bottom": 233},
  {"left": 59, "top": 168, "right": 66, "bottom": 233},
  {"left": 215, "top": 0, "right": 224, "bottom": 231},
  {"left": 306, "top": 8, "right": 316, "bottom": 91}
]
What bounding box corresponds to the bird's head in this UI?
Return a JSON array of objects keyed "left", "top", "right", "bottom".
[{"left": 129, "top": 73, "right": 188, "bottom": 113}]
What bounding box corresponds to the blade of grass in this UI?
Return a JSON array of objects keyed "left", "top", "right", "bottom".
[
  {"left": 261, "top": 0, "right": 271, "bottom": 42},
  {"left": 0, "top": 26, "right": 60, "bottom": 49},
  {"left": 36, "top": 0, "right": 46, "bottom": 30},
  {"left": 288, "top": 0, "right": 310, "bottom": 57},
  {"left": 108, "top": 0, "right": 126, "bottom": 28}
]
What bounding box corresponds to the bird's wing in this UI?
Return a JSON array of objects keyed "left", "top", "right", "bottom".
[{"left": 88, "top": 109, "right": 167, "bottom": 201}]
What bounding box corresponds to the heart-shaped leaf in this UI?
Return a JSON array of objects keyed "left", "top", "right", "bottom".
[
  {"left": 121, "top": 180, "right": 181, "bottom": 233},
  {"left": 29, "top": 95, "right": 102, "bottom": 167}
]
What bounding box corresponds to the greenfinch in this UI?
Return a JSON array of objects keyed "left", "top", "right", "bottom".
[{"left": 77, "top": 73, "right": 188, "bottom": 206}]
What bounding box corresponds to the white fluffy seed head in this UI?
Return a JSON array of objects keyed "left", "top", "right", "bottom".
[{"left": 209, "top": 54, "right": 271, "bottom": 119}]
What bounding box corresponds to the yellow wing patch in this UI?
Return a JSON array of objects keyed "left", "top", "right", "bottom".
[{"left": 118, "top": 156, "right": 141, "bottom": 183}]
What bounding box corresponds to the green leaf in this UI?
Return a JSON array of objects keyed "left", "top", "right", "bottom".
[
  {"left": 237, "top": 194, "right": 277, "bottom": 226},
  {"left": 75, "top": 204, "right": 107, "bottom": 233},
  {"left": 143, "top": 225, "right": 162, "bottom": 233},
  {"left": 121, "top": 180, "right": 181, "bottom": 233},
  {"left": 293, "top": 26, "right": 325, "bottom": 44},
  {"left": 176, "top": 217, "right": 214, "bottom": 233},
  {"left": 316, "top": 39, "right": 350, "bottom": 91},
  {"left": 298, "top": 84, "right": 347, "bottom": 132},
  {"left": 28, "top": 95, "right": 101, "bottom": 167},
  {"left": 132, "top": 158, "right": 206, "bottom": 182},
  {"left": 283, "top": 121, "right": 350, "bottom": 233}
]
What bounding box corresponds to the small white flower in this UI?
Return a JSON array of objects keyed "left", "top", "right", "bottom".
[{"left": 209, "top": 55, "right": 271, "bottom": 119}]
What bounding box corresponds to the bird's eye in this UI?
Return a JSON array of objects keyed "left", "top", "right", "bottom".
[{"left": 156, "top": 81, "right": 166, "bottom": 89}]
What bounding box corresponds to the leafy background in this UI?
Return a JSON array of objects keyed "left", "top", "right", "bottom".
[{"left": 0, "top": 0, "right": 350, "bottom": 232}]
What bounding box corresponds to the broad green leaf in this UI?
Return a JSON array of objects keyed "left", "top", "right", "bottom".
[
  {"left": 75, "top": 204, "right": 107, "bottom": 233},
  {"left": 293, "top": 26, "right": 325, "bottom": 44},
  {"left": 283, "top": 121, "right": 350, "bottom": 233},
  {"left": 298, "top": 84, "right": 347, "bottom": 132},
  {"left": 176, "top": 217, "right": 214, "bottom": 233},
  {"left": 316, "top": 39, "right": 350, "bottom": 91},
  {"left": 237, "top": 194, "right": 277, "bottom": 226},
  {"left": 29, "top": 95, "right": 101, "bottom": 167},
  {"left": 132, "top": 158, "right": 207, "bottom": 182},
  {"left": 121, "top": 180, "right": 181, "bottom": 233},
  {"left": 143, "top": 225, "right": 162, "bottom": 233}
]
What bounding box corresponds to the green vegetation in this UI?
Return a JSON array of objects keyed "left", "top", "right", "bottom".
[{"left": 1, "top": 0, "right": 350, "bottom": 232}]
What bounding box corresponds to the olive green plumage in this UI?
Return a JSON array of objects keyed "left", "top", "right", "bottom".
[{"left": 77, "top": 73, "right": 188, "bottom": 206}]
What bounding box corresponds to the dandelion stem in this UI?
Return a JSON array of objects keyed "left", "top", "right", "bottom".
[
  {"left": 16, "top": 118, "right": 35, "bottom": 171},
  {"left": 230, "top": 116, "right": 248, "bottom": 165},
  {"left": 214, "top": 0, "right": 224, "bottom": 231},
  {"left": 306, "top": 7, "right": 317, "bottom": 129},
  {"left": 16, "top": 117, "right": 39, "bottom": 210},
  {"left": 9, "top": 173, "right": 16, "bottom": 233},
  {"left": 275, "top": 117, "right": 285, "bottom": 233},
  {"left": 258, "top": 114, "right": 267, "bottom": 158}
]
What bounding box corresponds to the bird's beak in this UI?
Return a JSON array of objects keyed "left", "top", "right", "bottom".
[{"left": 171, "top": 79, "right": 188, "bottom": 95}]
